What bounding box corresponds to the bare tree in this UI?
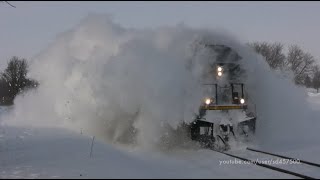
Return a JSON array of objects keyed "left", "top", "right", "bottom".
[
  {"left": 248, "top": 42, "right": 286, "bottom": 70},
  {"left": 250, "top": 42, "right": 318, "bottom": 87},
  {"left": 286, "top": 45, "right": 315, "bottom": 85},
  {"left": 312, "top": 66, "right": 320, "bottom": 93},
  {"left": 0, "top": 56, "right": 38, "bottom": 103},
  {"left": 304, "top": 75, "right": 312, "bottom": 88}
]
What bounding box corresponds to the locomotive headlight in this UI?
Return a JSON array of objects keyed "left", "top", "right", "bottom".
[
  {"left": 205, "top": 98, "right": 212, "bottom": 105},
  {"left": 217, "top": 66, "right": 223, "bottom": 77},
  {"left": 240, "top": 98, "right": 245, "bottom": 104}
]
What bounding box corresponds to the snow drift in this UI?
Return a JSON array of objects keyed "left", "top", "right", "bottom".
[{"left": 1, "top": 13, "right": 320, "bottom": 151}]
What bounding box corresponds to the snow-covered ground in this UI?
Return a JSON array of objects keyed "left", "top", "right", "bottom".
[
  {"left": 0, "top": 125, "right": 296, "bottom": 179},
  {"left": 2, "top": 89, "right": 320, "bottom": 179},
  {"left": 306, "top": 88, "right": 320, "bottom": 110}
]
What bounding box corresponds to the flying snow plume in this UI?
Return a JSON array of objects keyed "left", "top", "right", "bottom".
[{"left": 2, "top": 13, "right": 320, "bottom": 151}]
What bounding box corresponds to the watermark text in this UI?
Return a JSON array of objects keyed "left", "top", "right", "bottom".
[{"left": 219, "top": 158, "right": 301, "bottom": 166}]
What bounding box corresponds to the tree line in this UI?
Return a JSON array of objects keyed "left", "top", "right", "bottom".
[
  {"left": 248, "top": 42, "right": 320, "bottom": 92},
  {"left": 0, "top": 56, "right": 38, "bottom": 105}
]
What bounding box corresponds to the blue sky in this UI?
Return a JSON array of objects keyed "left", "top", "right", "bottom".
[{"left": 1, "top": 1, "right": 320, "bottom": 67}]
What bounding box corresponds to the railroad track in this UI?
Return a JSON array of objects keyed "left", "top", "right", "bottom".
[
  {"left": 246, "top": 148, "right": 320, "bottom": 168},
  {"left": 210, "top": 147, "right": 320, "bottom": 179}
]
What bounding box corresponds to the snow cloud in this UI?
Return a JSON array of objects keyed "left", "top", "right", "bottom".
[{"left": 2, "top": 13, "right": 320, "bottom": 151}]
